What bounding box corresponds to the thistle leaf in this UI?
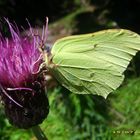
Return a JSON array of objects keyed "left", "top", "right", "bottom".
[{"left": 50, "top": 29, "right": 140, "bottom": 98}]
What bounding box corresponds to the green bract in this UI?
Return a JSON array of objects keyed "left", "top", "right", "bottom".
[{"left": 49, "top": 29, "right": 140, "bottom": 98}]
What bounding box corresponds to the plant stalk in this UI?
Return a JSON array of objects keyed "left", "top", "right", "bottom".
[{"left": 32, "top": 125, "right": 48, "bottom": 140}]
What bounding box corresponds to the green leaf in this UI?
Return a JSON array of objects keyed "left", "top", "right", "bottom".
[{"left": 49, "top": 29, "right": 140, "bottom": 98}]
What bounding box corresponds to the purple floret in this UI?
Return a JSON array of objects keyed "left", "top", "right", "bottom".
[{"left": 0, "top": 19, "right": 47, "bottom": 88}]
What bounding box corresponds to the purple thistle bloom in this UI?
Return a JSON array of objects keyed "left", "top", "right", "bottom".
[
  {"left": 0, "top": 19, "right": 46, "bottom": 87},
  {"left": 0, "top": 19, "right": 49, "bottom": 129}
]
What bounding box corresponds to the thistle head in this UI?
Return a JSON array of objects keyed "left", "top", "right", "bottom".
[
  {"left": 0, "top": 19, "right": 49, "bottom": 129},
  {"left": 0, "top": 19, "right": 48, "bottom": 87}
]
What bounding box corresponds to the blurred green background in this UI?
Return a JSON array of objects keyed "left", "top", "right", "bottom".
[{"left": 1, "top": 0, "right": 140, "bottom": 140}]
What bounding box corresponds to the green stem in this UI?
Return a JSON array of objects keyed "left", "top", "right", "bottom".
[{"left": 32, "top": 125, "right": 48, "bottom": 140}]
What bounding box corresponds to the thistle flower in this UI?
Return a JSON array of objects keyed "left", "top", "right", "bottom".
[{"left": 0, "top": 19, "right": 49, "bottom": 129}]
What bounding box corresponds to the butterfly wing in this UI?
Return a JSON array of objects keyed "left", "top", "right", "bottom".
[{"left": 50, "top": 29, "right": 140, "bottom": 98}]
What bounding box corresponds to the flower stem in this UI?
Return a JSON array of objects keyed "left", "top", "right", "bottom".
[{"left": 32, "top": 125, "right": 48, "bottom": 140}]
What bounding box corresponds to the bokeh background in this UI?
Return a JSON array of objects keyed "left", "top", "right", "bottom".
[{"left": 1, "top": 0, "right": 140, "bottom": 140}]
